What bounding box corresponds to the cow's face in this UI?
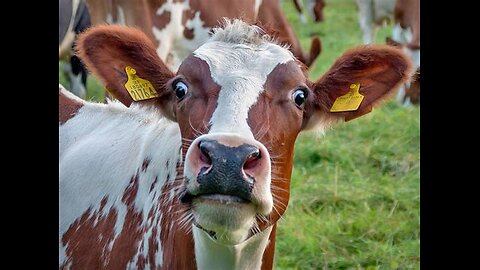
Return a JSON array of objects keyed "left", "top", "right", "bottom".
[
  {"left": 77, "top": 20, "right": 412, "bottom": 246},
  {"left": 172, "top": 32, "right": 307, "bottom": 244}
]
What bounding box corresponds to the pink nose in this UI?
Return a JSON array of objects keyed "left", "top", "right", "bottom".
[{"left": 185, "top": 137, "right": 269, "bottom": 199}]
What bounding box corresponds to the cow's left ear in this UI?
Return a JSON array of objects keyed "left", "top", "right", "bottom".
[
  {"left": 76, "top": 25, "right": 177, "bottom": 120},
  {"left": 304, "top": 45, "right": 412, "bottom": 129}
]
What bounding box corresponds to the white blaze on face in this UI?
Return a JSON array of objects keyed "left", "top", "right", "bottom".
[{"left": 193, "top": 41, "right": 294, "bottom": 138}]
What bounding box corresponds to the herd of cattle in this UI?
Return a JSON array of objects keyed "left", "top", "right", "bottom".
[{"left": 59, "top": 1, "right": 419, "bottom": 269}]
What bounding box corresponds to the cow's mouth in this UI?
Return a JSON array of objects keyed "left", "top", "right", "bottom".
[{"left": 181, "top": 192, "right": 250, "bottom": 205}]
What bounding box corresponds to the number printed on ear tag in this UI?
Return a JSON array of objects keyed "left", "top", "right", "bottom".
[
  {"left": 124, "top": 66, "right": 159, "bottom": 101},
  {"left": 330, "top": 83, "right": 364, "bottom": 112}
]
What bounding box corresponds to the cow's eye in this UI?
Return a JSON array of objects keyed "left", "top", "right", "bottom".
[
  {"left": 173, "top": 80, "right": 188, "bottom": 100},
  {"left": 292, "top": 88, "right": 308, "bottom": 108}
]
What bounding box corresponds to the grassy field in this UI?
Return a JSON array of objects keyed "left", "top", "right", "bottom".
[{"left": 59, "top": 0, "right": 420, "bottom": 269}]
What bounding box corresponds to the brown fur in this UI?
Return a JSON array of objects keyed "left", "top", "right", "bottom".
[
  {"left": 59, "top": 86, "right": 84, "bottom": 124},
  {"left": 404, "top": 67, "right": 420, "bottom": 104}
]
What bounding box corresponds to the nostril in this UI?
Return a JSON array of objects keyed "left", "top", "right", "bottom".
[
  {"left": 243, "top": 148, "right": 261, "bottom": 171},
  {"left": 198, "top": 141, "right": 212, "bottom": 165}
]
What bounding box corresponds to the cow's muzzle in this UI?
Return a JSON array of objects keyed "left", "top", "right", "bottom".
[{"left": 182, "top": 134, "right": 272, "bottom": 215}]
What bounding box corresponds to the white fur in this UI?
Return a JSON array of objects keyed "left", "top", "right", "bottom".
[
  {"left": 193, "top": 225, "right": 273, "bottom": 270},
  {"left": 59, "top": 100, "right": 181, "bottom": 267}
]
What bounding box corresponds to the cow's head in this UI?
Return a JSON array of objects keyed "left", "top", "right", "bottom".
[{"left": 77, "top": 20, "right": 411, "bottom": 245}]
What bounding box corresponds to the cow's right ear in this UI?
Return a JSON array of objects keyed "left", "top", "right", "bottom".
[{"left": 76, "top": 25, "right": 176, "bottom": 120}]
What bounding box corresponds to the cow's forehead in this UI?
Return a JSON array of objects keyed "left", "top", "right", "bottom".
[
  {"left": 191, "top": 41, "right": 295, "bottom": 138},
  {"left": 193, "top": 41, "right": 294, "bottom": 74}
]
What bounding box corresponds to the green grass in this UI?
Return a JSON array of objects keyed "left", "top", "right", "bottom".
[{"left": 59, "top": 0, "right": 419, "bottom": 268}]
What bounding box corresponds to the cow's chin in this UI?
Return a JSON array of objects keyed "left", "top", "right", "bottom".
[{"left": 191, "top": 195, "right": 257, "bottom": 245}]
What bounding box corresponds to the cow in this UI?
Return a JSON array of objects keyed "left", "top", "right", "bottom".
[
  {"left": 292, "top": 0, "right": 326, "bottom": 23},
  {"left": 85, "top": 0, "right": 321, "bottom": 72},
  {"left": 386, "top": 37, "right": 420, "bottom": 105},
  {"left": 59, "top": 0, "right": 91, "bottom": 99},
  {"left": 385, "top": 0, "right": 420, "bottom": 106},
  {"left": 391, "top": 0, "right": 419, "bottom": 71},
  {"left": 59, "top": 20, "right": 412, "bottom": 269}
]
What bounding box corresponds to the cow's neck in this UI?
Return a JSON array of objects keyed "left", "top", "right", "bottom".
[{"left": 192, "top": 225, "right": 274, "bottom": 270}]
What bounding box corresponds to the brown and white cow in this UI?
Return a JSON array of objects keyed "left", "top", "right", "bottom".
[
  {"left": 85, "top": 0, "right": 321, "bottom": 71},
  {"left": 59, "top": 20, "right": 412, "bottom": 269},
  {"left": 386, "top": 0, "right": 420, "bottom": 105}
]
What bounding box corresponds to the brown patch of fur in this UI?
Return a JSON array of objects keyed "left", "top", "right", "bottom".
[
  {"left": 61, "top": 201, "right": 117, "bottom": 269},
  {"left": 183, "top": 26, "right": 195, "bottom": 39},
  {"left": 153, "top": 10, "right": 171, "bottom": 31},
  {"left": 142, "top": 159, "right": 151, "bottom": 172},
  {"left": 59, "top": 87, "right": 84, "bottom": 124},
  {"left": 61, "top": 171, "right": 170, "bottom": 269},
  {"left": 122, "top": 173, "right": 139, "bottom": 205}
]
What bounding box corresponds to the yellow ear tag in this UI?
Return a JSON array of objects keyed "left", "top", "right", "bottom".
[
  {"left": 124, "top": 66, "right": 159, "bottom": 101},
  {"left": 330, "top": 83, "right": 364, "bottom": 112}
]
